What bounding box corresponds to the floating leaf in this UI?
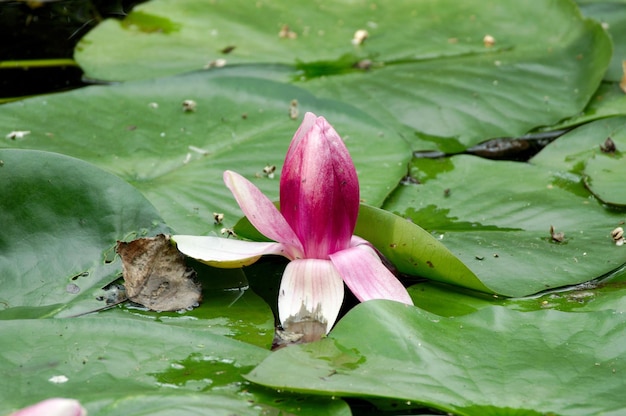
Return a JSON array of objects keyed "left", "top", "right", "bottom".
[
  {"left": 384, "top": 154, "right": 626, "bottom": 297},
  {"left": 0, "top": 71, "right": 410, "bottom": 234},
  {"left": 75, "top": 0, "right": 611, "bottom": 150},
  {"left": 0, "top": 318, "right": 350, "bottom": 416},
  {"left": 246, "top": 299, "right": 626, "bottom": 416},
  {"left": 532, "top": 116, "right": 626, "bottom": 206},
  {"left": 545, "top": 83, "right": 626, "bottom": 130},
  {"left": 0, "top": 149, "right": 168, "bottom": 318},
  {"left": 584, "top": 152, "right": 626, "bottom": 206},
  {"left": 579, "top": 0, "right": 626, "bottom": 82}
]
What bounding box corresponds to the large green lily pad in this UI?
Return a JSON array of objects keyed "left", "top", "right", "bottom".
[
  {"left": 579, "top": 0, "right": 626, "bottom": 82},
  {"left": 246, "top": 298, "right": 626, "bottom": 416},
  {"left": 383, "top": 154, "right": 626, "bottom": 297},
  {"left": 545, "top": 83, "right": 626, "bottom": 130},
  {"left": 75, "top": 0, "right": 611, "bottom": 150},
  {"left": 0, "top": 149, "right": 168, "bottom": 318},
  {"left": 0, "top": 318, "right": 350, "bottom": 416},
  {"left": 532, "top": 116, "right": 626, "bottom": 207},
  {"left": 0, "top": 70, "right": 410, "bottom": 235}
]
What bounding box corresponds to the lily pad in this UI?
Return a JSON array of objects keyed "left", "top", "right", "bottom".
[
  {"left": 0, "top": 70, "right": 410, "bottom": 235},
  {"left": 532, "top": 115, "right": 626, "bottom": 171},
  {"left": 0, "top": 149, "right": 275, "bottom": 346},
  {"left": 579, "top": 0, "right": 626, "bottom": 82},
  {"left": 546, "top": 83, "right": 626, "bottom": 130},
  {"left": 0, "top": 149, "right": 168, "bottom": 318},
  {"left": 532, "top": 116, "right": 626, "bottom": 206},
  {"left": 383, "top": 154, "right": 626, "bottom": 297},
  {"left": 584, "top": 152, "right": 626, "bottom": 206},
  {"left": 75, "top": 0, "right": 611, "bottom": 150},
  {"left": 0, "top": 318, "right": 350, "bottom": 416},
  {"left": 245, "top": 299, "right": 626, "bottom": 416}
]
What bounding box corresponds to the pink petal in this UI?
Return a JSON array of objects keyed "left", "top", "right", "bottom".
[
  {"left": 330, "top": 245, "right": 414, "bottom": 305},
  {"left": 172, "top": 235, "right": 289, "bottom": 267},
  {"left": 283, "top": 112, "right": 317, "bottom": 164},
  {"left": 278, "top": 259, "right": 345, "bottom": 334},
  {"left": 223, "top": 170, "right": 304, "bottom": 259},
  {"left": 11, "top": 398, "right": 86, "bottom": 416},
  {"left": 279, "top": 113, "right": 360, "bottom": 259}
]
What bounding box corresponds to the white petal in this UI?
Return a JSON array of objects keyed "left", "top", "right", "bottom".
[
  {"left": 330, "top": 245, "right": 413, "bottom": 305},
  {"left": 172, "top": 235, "right": 287, "bottom": 268},
  {"left": 278, "top": 259, "right": 344, "bottom": 335}
]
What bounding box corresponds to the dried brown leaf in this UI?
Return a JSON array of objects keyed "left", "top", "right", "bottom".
[{"left": 116, "top": 234, "right": 201, "bottom": 311}]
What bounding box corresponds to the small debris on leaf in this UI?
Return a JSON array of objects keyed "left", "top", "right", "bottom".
[
  {"left": 213, "top": 212, "right": 224, "bottom": 224},
  {"left": 600, "top": 137, "right": 617, "bottom": 153},
  {"left": 550, "top": 225, "right": 565, "bottom": 243},
  {"left": 221, "top": 228, "right": 236, "bottom": 238},
  {"left": 352, "top": 29, "right": 369, "bottom": 45},
  {"left": 279, "top": 24, "right": 297, "bottom": 39},
  {"left": 221, "top": 45, "right": 236, "bottom": 54},
  {"left": 66, "top": 283, "right": 80, "bottom": 294},
  {"left": 182, "top": 99, "right": 197, "bottom": 112},
  {"left": 289, "top": 99, "right": 299, "bottom": 120},
  {"left": 483, "top": 34, "right": 496, "bottom": 47},
  {"left": 263, "top": 164, "right": 276, "bottom": 179},
  {"left": 5, "top": 130, "right": 30, "bottom": 140},
  {"left": 611, "top": 226, "right": 624, "bottom": 246},
  {"left": 116, "top": 234, "right": 201, "bottom": 312},
  {"left": 444, "top": 188, "right": 451, "bottom": 197},
  {"left": 48, "top": 375, "right": 69, "bottom": 384},
  {"left": 353, "top": 59, "right": 373, "bottom": 70},
  {"left": 204, "top": 59, "right": 227, "bottom": 69}
]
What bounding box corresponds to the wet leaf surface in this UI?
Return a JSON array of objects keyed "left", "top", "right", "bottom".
[
  {"left": 246, "top": 297, "right": 626, "bottom": 416},
  {"left": 75, "top": 0, "right": 611, "bottom": 150},
  {"left": 384, "top": 155, "right": 626, "bottom": 297},
  {"left": 0, "top": 318, "right": 350, "bottom": 416},
  {"left": 0, "top": 70, "right": 409, "bottom": 235},
  {"left": 0, "top": 149, "right": 168, "bottom": 318},
  {"left": 3, "top": 1, "right": 626, "bottom": 414}
]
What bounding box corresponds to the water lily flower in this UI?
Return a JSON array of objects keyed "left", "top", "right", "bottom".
[
  {"left": 11, "top": 398, "right": 87, "bottom": 416},
  {"left": 173, "top": 112, "right": 413, "bottom": 336}
]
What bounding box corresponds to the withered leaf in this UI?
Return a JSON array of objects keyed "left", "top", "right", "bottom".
[{"left": 116, "top": 234, "right": 201, "bottom": 311}]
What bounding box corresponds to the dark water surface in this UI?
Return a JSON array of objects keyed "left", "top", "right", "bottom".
[{"left": 0, "top": 0, "right": 144, "bottom": 98}]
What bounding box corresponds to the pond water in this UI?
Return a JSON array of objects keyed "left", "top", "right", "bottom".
[{"left": 0, "top": 0, "right": 145, "bottom": 98}]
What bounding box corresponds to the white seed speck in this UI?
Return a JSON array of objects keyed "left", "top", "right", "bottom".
[
  {"left": 483, "top": 34, "right": 495, "bottom": 47},
  {"left": 352, "top": 29, "right": 369, "bottom": 45},
  {"left": 5, "top": 130, "right": 30, "bottom": 140},
  {"left": 182, "top": 99, "right": 197, "bottom": 112},
  {"left": 48, "top": 375, "right": 69, "bottom": 384}
]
